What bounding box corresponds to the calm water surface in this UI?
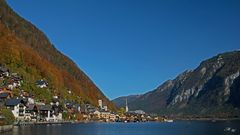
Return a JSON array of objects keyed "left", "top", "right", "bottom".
[{"left": 3, "top": 121, "right": 240, "bottom": 135}]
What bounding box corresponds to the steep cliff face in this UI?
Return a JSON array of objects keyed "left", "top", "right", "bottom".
[
  {"left": 0, "top": 0, "right": 115, "bottom": 110},
  {"left": 113, "top": 51, "right": 240, "bottom": 117}
]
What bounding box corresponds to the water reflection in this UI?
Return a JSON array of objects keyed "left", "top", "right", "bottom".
[{"left": 2, "top": 121, "right": 240, "bottom": 135}]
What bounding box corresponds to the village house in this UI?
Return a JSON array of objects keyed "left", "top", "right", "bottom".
[
  {"left": 50, "top": 97, "right": 63, "bottom": 121},
  {"left": 85, "top": 104, "right": 96, "bottom": 114},
  {"left": 103, "top": 105, "right": 108, "bottom": 111},
  {"left": 98, "top": 99, "right": 108, "bottom": 111},
  {"left": 98, "top": 110, "right": 110, "bottom": 121},
  {"left": 27, "top": 97, "right": 35, "bottom": 104},
  {"left": 38, "top": 104, "right": 62, "bottom": 122},
  {"left": 52, "top": 104, "right": 63, "bottom": 122},
  {"left": 39, "top": 105, "right": 53, "bottom": 121},
  {"left": 25, "top": 104, "right": 38, "bottom": 121},
  {"left": 0, "top": 93, "right": 11, "bottom": 100},
  {"left": 0, "top": 88, "right": 13, "bottom": 98},
  {"left": 124, "top": 110, "right": 148, "bottom": 122},
  {"left": 7, "top": 73, "right": 22, "bottom": 90},
  {"left": 64, "top": 100, "right": 81, "bottom": 114},
  {"left": 132, "top": 110, "right": 146, "bottom": 115},
  {"left": 0, "top": 88, "right": 12, "bottom": 106},
  {"left": 5, "top": 99, "right": 27, "bottom": 120},
  {"left": 2, "top": 93, "right": 63, "bottom": 122},
  {"left": 0, "top": 66, "right": 9, "bottom": 78},
  {"left": 98, "top": 99, "right": 103, "bottom": 108},
  {"left": 93, "top": 109, "right": 117, "bottom": 122},
  {"left": 51, "top": 96, "right": 60, "bottom": 106},
  {"left": 109, "top": 113, "right": 117, "bottom": 122},
  {"left": 0, "top": 93, "right": 9, "bottom": 107},
  {"left": 35, "top": 79, "right": 48, "bottom": 88},
  {"left": 27, "top": 93, "right": 35, "bottom": 104}
]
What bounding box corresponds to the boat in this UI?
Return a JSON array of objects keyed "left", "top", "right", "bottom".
[
  {"left": 224, "top": 127, "right": 236, "bottom": 133},
  {"left": 164, "top": 119, "right": 174, "bottom": 122}
]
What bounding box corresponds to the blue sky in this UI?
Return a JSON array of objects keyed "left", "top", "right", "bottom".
[{"left": 7, "top": 0, "right": 240, "bottom": 99}]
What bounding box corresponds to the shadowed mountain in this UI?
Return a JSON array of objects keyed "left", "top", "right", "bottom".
[
  {"left": 113, "top": 51, "right": 240, "bottom": 117},
  {"left": 112, "top": 95, "right": 142, "bottom": 108}
]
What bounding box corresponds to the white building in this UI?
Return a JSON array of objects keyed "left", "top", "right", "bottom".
[
  {"left": 125, "top": 98, "right": 129, "bottom": 112},
  {"left": 5, "top": 99, "right": 26, "bottom": 120},
  {"left": 35, "top": 79, "right": 48, "bottom": 88},
  {"left": 98, "top": 99, "right": 103, "bottom": 108},
  {"left": 94, "top": 110, "right": 112, "bottom": 120},
  {"left": 103, "top": 106, "right": 108, "bottom": 111}
]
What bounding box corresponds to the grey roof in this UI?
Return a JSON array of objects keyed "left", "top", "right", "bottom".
[
  {"left": 52, "top": 98, "right": 59, "bottom": 103},
  {"left": 127, "top": 110, "right": 146, "bottom": 115},
  {"left": 26, "top": 104, "right": 36, "bottom": 111},
  {"left": 35, "top": 80, "right": 48, "bottom": 86},
  {"left": 5, "top": 99, "right": 23, "bottom": 106},
  {"left": 39, "top": 105, "right": 52, "bottom": 111},
  {"left": 52, "top": 105, "right": 62, "bottom": 113},
  {"left": 0, "top": 66, "right": 8, "bottom": 72},
  {"left": 0, "top": 93, "right": 9, "bottom": 98}
]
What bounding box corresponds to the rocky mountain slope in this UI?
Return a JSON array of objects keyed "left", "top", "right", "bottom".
[
  {"left": 113, "top": 51, "right": 240, "bottom": 117},
  {"left": 0, "top": 0, "right": 115, "bottom": 110}
]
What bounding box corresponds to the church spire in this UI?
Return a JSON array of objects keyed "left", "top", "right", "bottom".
[{"left": 125, "top": 97, "right": 129, "bottom": 112}]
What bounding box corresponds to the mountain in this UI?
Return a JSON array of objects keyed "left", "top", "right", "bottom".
[
  {"left": 112, "top": 95, "right": 141, "bottom": 108},
  {"left": 113, "top": 51, "right": 240, "bottom": 117},
  {"left": 0, "top": 0, "right": 115, "bottom": 110}
]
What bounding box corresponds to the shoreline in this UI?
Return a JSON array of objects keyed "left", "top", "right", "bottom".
[
  {"left": 11, "top": 117, "right": 240, "bottom": 126},
  {"left": 173, "top": 117, "right": 240, "bottom": 121},
  {"left": 0, "top": 125, "right": 13, "bottom": 133},
  {"left": 13, "top": 121, "right": 75, "bottom": 126}
]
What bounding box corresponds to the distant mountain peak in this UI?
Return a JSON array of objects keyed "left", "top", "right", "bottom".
[{"left": 113, "top": 51, "right": 240, "bottom": 117}]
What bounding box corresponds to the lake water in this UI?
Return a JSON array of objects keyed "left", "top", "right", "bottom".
[{"left": 2, "top": 121, "right": 240, "bottom": 135}]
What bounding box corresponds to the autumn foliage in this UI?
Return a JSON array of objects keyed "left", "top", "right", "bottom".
[{"left": 0, "top": 0, "right": 116, "bottom": 110}]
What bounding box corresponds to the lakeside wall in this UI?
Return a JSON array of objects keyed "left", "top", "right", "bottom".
[{"left": 0, "top": 125, "right": 13, "bottom": 133}]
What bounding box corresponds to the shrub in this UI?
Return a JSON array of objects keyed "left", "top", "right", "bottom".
[{"left": 0, "top": 108, "right": 15, "bottom": 125}]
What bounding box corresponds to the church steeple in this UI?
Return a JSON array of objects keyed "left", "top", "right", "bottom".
[{"left": 125, "top": 98, "right": 129, "bottom": 112}]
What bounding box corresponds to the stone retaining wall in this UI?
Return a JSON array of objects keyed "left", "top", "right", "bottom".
[{"left": 0, "top": 125, "right": 13, "bottom": 133}]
